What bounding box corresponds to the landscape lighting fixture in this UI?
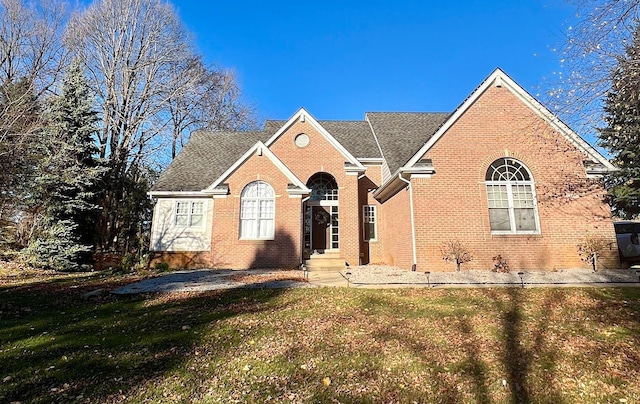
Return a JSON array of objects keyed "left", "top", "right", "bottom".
[{"left": 518, "top": 272, "right": 525, "bottom": 288}]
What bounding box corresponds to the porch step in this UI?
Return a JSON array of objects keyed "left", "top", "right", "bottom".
[{"left": 305, "top": 254, "right": 346, "bottom": 272}]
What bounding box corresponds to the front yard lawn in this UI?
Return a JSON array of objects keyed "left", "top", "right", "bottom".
[{"left": 1, "top": 268, "right": 639, "bottom": 403}]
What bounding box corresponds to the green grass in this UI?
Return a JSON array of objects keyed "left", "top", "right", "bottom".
[{"left": 1, "top": 270, "right": 639, "bottom": 403}]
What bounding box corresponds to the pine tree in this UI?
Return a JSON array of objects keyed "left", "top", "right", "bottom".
[
  {"left": 598, "top": 24, "right": 640, "bottom": 219},
  {"left": 22, "top": 60, "right": 105, "bottom": 270}
]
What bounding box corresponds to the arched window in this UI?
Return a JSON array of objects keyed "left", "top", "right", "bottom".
[
  {"left": 485, "top": 158, "right": 539, "bottom": 233},
  {"left": 240, "top": 181, "right": 275, "bottom": 239},
  {"left": 307, "top": 173, "right": 338, "bottom": 201}
]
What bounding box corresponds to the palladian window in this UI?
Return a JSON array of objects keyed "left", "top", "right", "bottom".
[
  {"left": 485, "top": 158, "right": 539, "bottom": 233},
  {"left": 240, "top": 181, "right": 275, "bottom": 239}
]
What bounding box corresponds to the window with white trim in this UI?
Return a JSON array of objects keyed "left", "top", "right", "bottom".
[
  {"left": 363, "top": 205, "right": 377, "bottom": 241},
  {"left": 486, "top": 158, "right": 539, "bottom": 233},
  {"left": 240, "top": 181, "right": 275, "bottom": 239},
  {"left": 175, "top": 201, "right": 204, "bottom": 228}
]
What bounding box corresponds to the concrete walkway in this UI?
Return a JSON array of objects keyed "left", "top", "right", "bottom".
[
  {"left": 310, "top": 266, "right": 640, "bottom": 288},
  {"left": 113, "top": 269, "right": 313, "bottom": 294},
  {"left": 112, "top": 266, "right": 640, "bottom": 294}
]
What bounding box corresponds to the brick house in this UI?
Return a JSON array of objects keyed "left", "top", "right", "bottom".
[{"left": 149, "top": 68, "right": 619, "bottom": 271}]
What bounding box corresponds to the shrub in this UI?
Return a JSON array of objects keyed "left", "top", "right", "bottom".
[
  {"left": 19, "top": 220, "right": 91, "bottom": 271},
  {"left": 577, "top": 234, "right": 609, "bottom": 272},
  {"left": 441, "top": 240, "right": 473, "bottom": 272},
  {"left": 492, "top": 255, "right": 510, "bottom": 273},
  {"left": 154, "top": 261, "right": 170, "bottom": 272}
]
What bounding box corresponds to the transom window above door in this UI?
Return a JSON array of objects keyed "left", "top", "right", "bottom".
[{"left": 307, "top": 172, "right": 338, "bottom": 201}]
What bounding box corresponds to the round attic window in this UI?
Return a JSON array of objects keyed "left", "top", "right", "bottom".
[{"left": 295, "top": 133, "right": 310, "bottom": 148}]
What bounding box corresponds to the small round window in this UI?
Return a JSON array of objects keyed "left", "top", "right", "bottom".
[{"left": 295, "top": 133, "right": 310, "bottom": 148}]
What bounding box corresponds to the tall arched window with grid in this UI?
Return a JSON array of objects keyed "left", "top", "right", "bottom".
[
  {"left": 240, "top": 181, "right": 275, "bottom": 239},
  {"left": 485, "top": 158, "right": 540, "bottom": 233}
]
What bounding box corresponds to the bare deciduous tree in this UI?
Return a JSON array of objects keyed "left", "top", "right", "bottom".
[
  {"left": 65, "top": 0, "right": 199, "bottom": 250},
  {"left": 0, "top": 0, "right": 69, "bottom": 166},
  {"left": 66, "top": 0, "right": 196, "bottom": 173},
  {"left": 549, "top": 1, "right": 640, "bottom": 134},
  {"left": 165, "top": 57, "right": 257, "bottom": 159},
  {"left": 0, "top": 0, "right": 69, "bottom": 229},
  {"left": 0, "top": 0, "right": 69, "bottom": 94}
]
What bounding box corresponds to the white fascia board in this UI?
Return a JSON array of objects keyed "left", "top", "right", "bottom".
[
  {"left": 358, "top": 158, "right": 385, "bottom": 165},
  {"left": 403, "top": 68, "right": 616, "bottom": 172},
  {"left": 373, "top": 166, "right": 435, "bottom": 203},
  {"left": 265, "top": 107, "right": 365, "bottom": 169},
  {"left": 497, "top": 72, "right": 616, "bottom": 171},
  {"left": 345, "top": 165, "right": 367, "bottom": 176},
  {"left": 203, "top": 141, "right": 310, "bottom": 193},
  {"left": 287, "top": 190, "right": 307, "bottom": 198},
  {"left": 148, "top": 191, "right": 210, "bottom": 198}
]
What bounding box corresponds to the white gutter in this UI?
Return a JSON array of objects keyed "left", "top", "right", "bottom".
[
  {"left": 397, "top": 173, "right": 417, "bottom": 269},
  {"left": 148, "top": 191, "right": 209, "bottom": 198}
]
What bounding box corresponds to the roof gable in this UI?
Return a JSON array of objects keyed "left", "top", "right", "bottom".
[
  {"left": 205, "top": 141, "right": 310, "bottom": 194},
  {"left": 366, "top": 112, "right": 450, "bottom": 174},
  {"left": 265, "top": 108, "right": 365, "bottom": 169},
  {"left": 150, "top": 130, "right": 267, "bottom": 193},
  {"left": 403, "top": 68, "right": 615, "bottom": 171},
  {"left": 264, "top": 119, "right": 381, "bottom": 160}
]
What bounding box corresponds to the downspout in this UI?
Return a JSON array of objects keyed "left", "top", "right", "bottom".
[
  {"left": 398, "top": 172, "right": 417, "bottom": 271},
  {"left": 300, "top": 195, "right": 311, "bottom": 269}
]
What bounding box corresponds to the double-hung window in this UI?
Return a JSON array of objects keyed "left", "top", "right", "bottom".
[
  {"left": 486, "top": 158, "right": 539, "bottom": 233},
  {"left": 240, "top": 181, "right": 275, "bottom": 239},
  {"left": 175, "top": 201, "right": 204, "bottom": 228},
  {"left": 363, "top": 205, "right": 377, "bottom": 241}
]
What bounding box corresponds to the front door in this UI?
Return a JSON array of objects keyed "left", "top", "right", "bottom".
[{"left": 311, "top": 206, "right": 331, "bottom": 251}]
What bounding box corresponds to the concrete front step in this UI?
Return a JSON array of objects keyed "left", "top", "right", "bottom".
[
  {"left": 306, "top": 264, "right": 346, "bottom": 272},
  {"left": 305, "top": 254, "right": 346, "bottom": 272}
]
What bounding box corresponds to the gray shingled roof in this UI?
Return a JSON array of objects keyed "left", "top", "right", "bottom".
[
  {"left": 152, "top": 113, "right": 452, "bottom": 192},
  {"left": 319, "top": 120, "right": 381, "bottom": 159},
  {"left": 366, "top": 112, "right": 450, "bottom": 173},
  {"left": 263, "top": 120, "right": 283, "bottom": 136},
  {"left": 151, "top": 130, "right": 267, "bottom": 192}
]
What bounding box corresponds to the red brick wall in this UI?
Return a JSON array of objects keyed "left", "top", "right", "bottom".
[
  {"left": 378, "top": 187, "right": 414, "bottom": 269},
  {"left": 359, "top": 164, "right": 387, "bottom": 265},
  {"left": 212, "top": 149, "right": 304, "bottom": 268},
  {"left": 269, "top": 118, "right": 361, "bottom": 265},
  {"left": 410, "top": 84, "right": 618, "bottom": 271},
  {"left": 150, "top": 251, "right": 216, "bottom": 270}
]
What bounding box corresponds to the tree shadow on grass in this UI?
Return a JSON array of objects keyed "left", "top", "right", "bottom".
[
  {"left": 348, "top": 288, "right": 566, "bottom": 403},
  {"left": 0, "top": 272, "right": 291, "bottom": 403},
  {"left": 485, "top": 288, "right": 565, "bottom": 404}
]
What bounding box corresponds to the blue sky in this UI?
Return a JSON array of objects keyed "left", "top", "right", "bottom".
[{"left": 173, "top": 0, "right": 576, "bottom": 122}]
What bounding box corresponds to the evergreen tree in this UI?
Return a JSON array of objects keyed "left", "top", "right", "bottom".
[
  {"left": 598, "top": 24, "right": 640, "bottom": 219},
  {"left": 22, "top": 60, "right": 104, "bottom": 270}
]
